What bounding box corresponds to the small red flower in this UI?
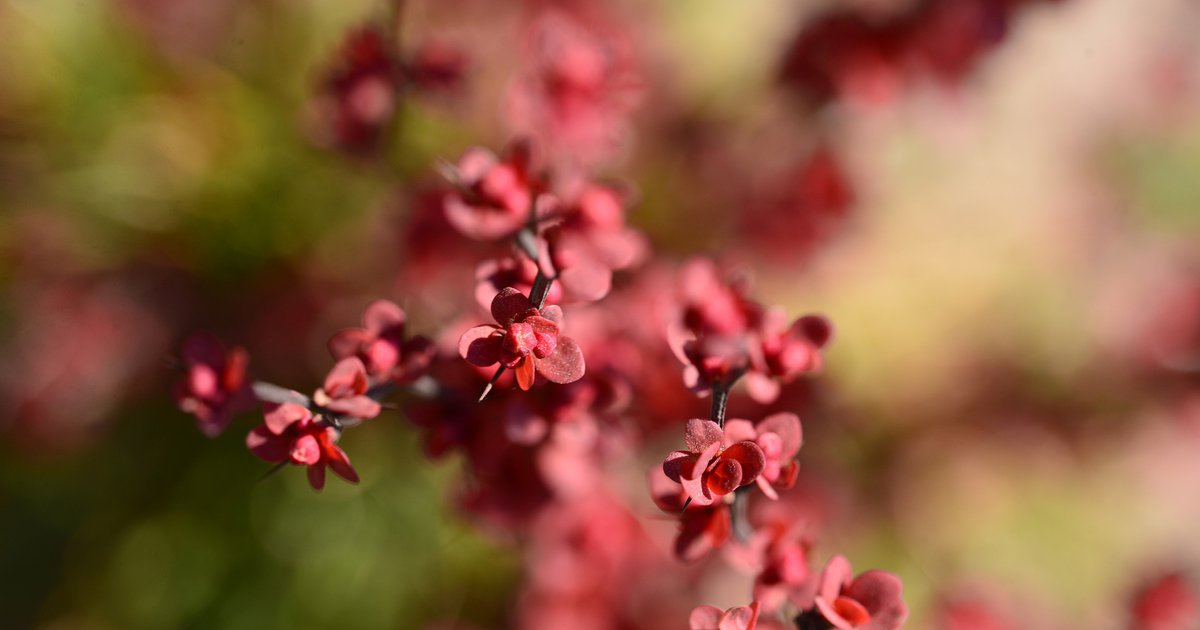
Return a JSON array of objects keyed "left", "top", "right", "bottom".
[
  {"left": 689, "top": 601, "right": 760, "bottom": 630},
  {"left": 544, "top": 183, "right": 646, "bottom": 302},
  {"left": 246, "top": 402, "right": 360, "bottom": 491},
  {"left": 723, "top": 412, "right": 803, "bottom": 499},
  {"left": 172, "top": 333, "right": 253, "bottom": 437},
  {"left": 443, "top": 141, "right": 540, "bottom": 241},
  {"left": 459, "top": 287, "right": 586, "bottom": 390},
  {"left": 668, "top": 259, "right": 765, "bottom": 391},
  {"left": 745, "top": 310, "right": 832, "bottom": 404},
  {"left": 327, "top": 299, "right": 433, "bottom": 382},
  {"left": 311, "top": 27, "right": 401, "bottom": 153},
  {"left": 803, "top": 555, "right": 908, "bottom": 630},
  {"left": 312, "top": 357, "right": 382, "bottom": 419},
  {"left": 663, "top": 418, "right": 766, "bottom": 507}
]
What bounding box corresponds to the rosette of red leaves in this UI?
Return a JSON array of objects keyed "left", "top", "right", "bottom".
[
  {"left": 663, "top": 418, "right": 766, "bottom": 507},
  {"left": 327, "top": 299, "right": 433, "bottom": 382},
  {"left": 459, "top": 287, "right": 585, "bottom": 390},
  {"left": 800, "top": 555, "right": 908, "bottom": 630},
  {"left": 246, "top": 403, "right": 359, "bottom": 491},
  {"left": 172, "top": 332, "right": 253, "bottom": 437}
]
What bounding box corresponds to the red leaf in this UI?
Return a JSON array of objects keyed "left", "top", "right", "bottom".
[
  {"left": 535, "top": 336, "right": 585, "bottom": 384},
  {"left": 491, "top": 287, "right": 533, "bottom": 324},
  {"left": 459, "top": 325, "right": 502, "bottom": 366}
]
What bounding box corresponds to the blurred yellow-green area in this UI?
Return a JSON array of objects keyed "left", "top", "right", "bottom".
[{"left": 3, "top": 0, "right": 1200, "bottom": 628}]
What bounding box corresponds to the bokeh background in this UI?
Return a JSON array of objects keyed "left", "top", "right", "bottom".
[{"left": 3, "top": 0, "right": 1200, "bottom": 627}]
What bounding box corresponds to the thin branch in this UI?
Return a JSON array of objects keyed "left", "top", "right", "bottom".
[{"left": 710, "top": 382, "right": 730, "bottom": 428}]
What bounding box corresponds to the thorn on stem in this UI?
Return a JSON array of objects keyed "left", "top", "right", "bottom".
[
  {"left": 479, "top": 365, "right": 505, "bottom": 402},
  {"left": 258, "top": 460, "right": 289, "bottom": 482}
]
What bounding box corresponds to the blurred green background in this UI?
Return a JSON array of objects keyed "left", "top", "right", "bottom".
[{"left": 4, "top": 0, "right": 1200, "bottom": 628}]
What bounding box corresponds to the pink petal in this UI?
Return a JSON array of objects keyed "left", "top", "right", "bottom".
[
  {"left": 723, "top": 419, "right": 757, "bottom": 445},
  {"left": 758, "top": 412, "right": 803, "bottom": 459},
  {"left": 491, "top": 287, "right": 534, "bottom": 324},
  {"left": 187, "top": 364, "right": 219, "bottom": 399},
  {"left": 327, "top": 329, "right": 368, "bottom": 360},
  {"left": 290, "top": 434, "right": 321, "bottom": 465},
  {"left": 719, "top": 603, "right": 760, "bottom": 630},
  {"left": 525, "top": 315, "right": 559, "bottom": 336},
  {"left": 689, "top": 606, "right": 724, "bottom": 630},
  {"left": 444, "top": 194, "right": 526, "bottom": 240},
  {"left": 540, "top": 304, "right": 563, "bottom": 324},
  {"left": 663, "top": 450, "right": 696, "bottom": 483},
  {"left": 263, "top": 402, "right": 310, "bottom": 435},
  {"left": 685, "top": 418, "right": 724, "bottom": 452},
  {"left": 681, "top": 441, "right": 720, "bottom": 505},
  {"left": 744, "top": 370, "right": 781, "bottom": 404},
  {"left": 845, "top": 571, "right": 907, "bottom": 629},
  {"left": 558, "top": 258, "right": 612, "bottom": 302},
  {"left": 324, "top": 357, "right": 369, "bottom": 397},
  {"left": 458, "top": 326, "right": 502, "bottom": 367},
  {"left": 455, "top": 147, "right": 498, "bottom": 183},
  {"left": 246, "top": 426, "right": 288, "bottom": 462},
  {"left": 536, "top": 336, "right": 585, "bottom": 384},
  {"left": 592, "top": 228, "right": 645, "bottom": 270},
  {"left": 820, "top": 555, "right": 854, "bottom": 603},
  {"left": 364, "top": 338, "right": 399, "bottom": 373},
  {"left": 756, "top": 475, "right": 780, "bottom": 500},
  {"left": 363, "top": 299, "right": 405, "bottom": 335}
]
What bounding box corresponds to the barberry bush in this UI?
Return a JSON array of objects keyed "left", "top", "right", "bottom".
[{"left": 4, "top": 0, "right": 1200, "bottom": 628}]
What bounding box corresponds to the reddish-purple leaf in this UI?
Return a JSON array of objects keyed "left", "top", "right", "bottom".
[
  {"left": 459, "top": 325, "right": 502, "bottom": 367},
  {"left": 324, "top": 357, "right": 369, "bottom": 398},
  {"left": 685, "top": 419, "right": 724, "bottom": 453},
  {"left": 491, "top": 287, "right": 533, "bottom": 324},
  {"left": 536, "top": 336, "right": 585, "bottom": 384},
  {"left": 246, "top": 426, "right": 288, "bottom": 462}
]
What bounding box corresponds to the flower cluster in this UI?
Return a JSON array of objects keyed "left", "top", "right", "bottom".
[
  {"left": 310, "top": 26, "right": 466, "bottom": 153},
  {"left": 671, "top": 259, "right": 832, "bottom": 403},
  {"left": 170, "top": 4, "right": 915, "bottom": 628},
  {"left": 459, "top": 288, "right": 585, "bottom": 390}
]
